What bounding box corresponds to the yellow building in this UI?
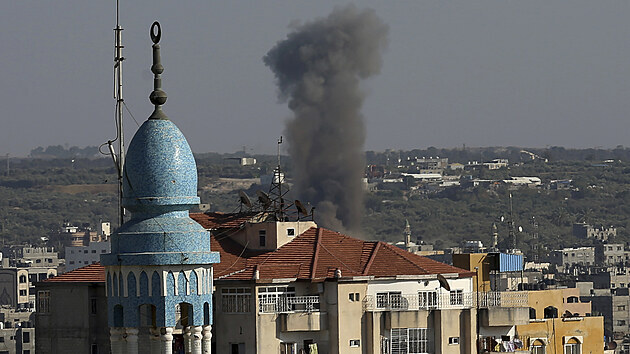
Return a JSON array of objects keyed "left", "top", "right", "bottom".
[{"left": 516, "top": 289, "right": 604, "bottom": 354}]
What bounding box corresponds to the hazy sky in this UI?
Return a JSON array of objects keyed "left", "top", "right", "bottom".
[{"left": 1, "top": 1, "right": 629, "bottom": 157}]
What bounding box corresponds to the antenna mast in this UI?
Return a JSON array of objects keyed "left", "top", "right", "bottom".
[
  {"left": 113, "top": 0, "right": 125, "bottom": 227},
  {"left": 268, "top": 136, "right": 288, "bottom": 221}
]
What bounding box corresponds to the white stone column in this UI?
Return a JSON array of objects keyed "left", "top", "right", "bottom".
[
  {"left": 110, "top": 327, "right": 126, "bottom": 354},
  {"left": 125, "top": 327, "right": 139, "bottom": 354},
  {"left": 201, "top": 325, "right": 212, "bottom": 354},
  {"left": 160, "top": 327, "right": 174, "bottom": 354},
  {"left": 184, "top": 326, "right": 192, "bottom": 354},
  {"left": 149, "top": 327, "right": 161, "bottom": 354},
  {"left": 191, "top": 326, "right": 203, "bottom": 354}
]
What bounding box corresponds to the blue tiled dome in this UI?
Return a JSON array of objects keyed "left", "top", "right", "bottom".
[{"left": 122, "top": 119, "right": 199, "bottom": 213}]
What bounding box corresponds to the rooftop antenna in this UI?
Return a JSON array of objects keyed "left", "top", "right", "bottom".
[
  {"left": 268, "top": 136, "right": 289, "bottom": 221},
  {"left": 508, "top": 192, "right": 516, "bottom": 250},
  {"left": 109, "top": 0, "right": 125, "bottom": 228}
]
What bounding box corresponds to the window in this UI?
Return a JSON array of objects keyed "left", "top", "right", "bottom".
[
  {"left": 38, "top": 290, "right": 50, "bottom": 313},
  {"left": 84, "top": 250, "right": 88, "bottom": 254},
  {"left": 564, "top": 338, "right": 581, "bottom": 354},
  {"left": 287, "top": 228, "right": 295, "bottom": 237},
  {"left": 531, "top": 339, "right": 546, "bottom": 354},
  {"left": 101, "top": 250, "right": 107, "bottom": 253},
  {"left": 91, "top": 344, "right": 98, "bottom": 354},
  {"left": 449, "top": 290, "right": 463, "bottom": 306},
  {"left": 47, "top": 258, "right": 53, "bottom": 263},
  {"left": 377, "top": 292, "right": 404, "bottom": 309},
  {"left": 390, "top": 328, "right": 430, "bottom": 353},
  {"left": 259, "top": 230, "right": 266, "bottom": 247},
  {"left": 91, "top": 250, "right": 96, "bottom": 253},
  {"left": 19, "top": 290, "right": 27, "bottom": 296},
  {"left": 418, "top": 291, "right": 437, "bottom": 309},
  {"left": 350, "top": 339, "right": 360, "bottom": 347},
  {"left": 617, "top": 320, "right": 626, "bottom": 326},
  {"left": 529, "top": 308, "right": 537, "bottom": 319},
  {"left": 231, "top": 343, "right": 245, "bottom": 354},
  {"left": 258, "top": 286, "right": 295, "bottom": 313},
  {"left": 0, "top": 337, "right": 4, "bottom": 343},
  {"left": 35, "top": 259, "right": 41, "bottom": 263},
  {"left": 280, "top": 342, "right": 296, "bottom": 354},
  {"left": 91, "top": 299, "right": 98, "bottom": 314},
  {"left": 19, "top": 275, "right": 27, "bottom": 283},
  {"left": 69, "top": 261, "right": 75, "bottom": 265},
  {"left": 222, "top": 288, "right": 251, "bottom": 313},
  {"left": 618, "top": 305, "right": 626, "bottom": 311},
  {"left": 448, "top": 337, "right": 459, "bottom": 345},
  {"left": 22, "top": 332, "right": 30, "bottom": 343},
  {"left": 349, "top": 293, "right": 360, "bottom": 302}
]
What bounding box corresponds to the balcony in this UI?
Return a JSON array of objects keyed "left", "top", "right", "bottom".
[
  {"left": 363, "top": 291, "right": 529, "bottom": 312},
  {"left": 259, "top": 295, "right": 320, "bottom": 314}
]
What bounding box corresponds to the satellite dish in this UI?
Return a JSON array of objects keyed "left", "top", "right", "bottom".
[
  {"left": 256, "top": 190, "right": 271, "bottom": 209},
  {"left": 295, "top": 200, "right": 308, "bottom": 216},
  {"left": 500, "top": 216, "right": 505, "bottom": 222},
  {"left": 239, "top": 190, "right": 252, "bottom": 209},
  {"left": 518, "top": 226, "right": 523, "bottom": 232}
]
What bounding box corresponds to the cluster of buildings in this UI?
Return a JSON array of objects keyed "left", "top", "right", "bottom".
[{"left": 2, "top": 20, "right": 615, "bottom": 354}]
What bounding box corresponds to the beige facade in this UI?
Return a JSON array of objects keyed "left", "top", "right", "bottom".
[{"left": 214, "top": 275, "right": 477, "bottom": 353}]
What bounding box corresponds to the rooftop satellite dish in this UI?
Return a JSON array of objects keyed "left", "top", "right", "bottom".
[
  {"left": 256, "top": 190, "right": 271, "bottom": 209},
  {"left": 295, "top": 200, "right": 308, "bottom": 216},
  {"left": 518, "top": 226, "right": 523, "bottom": 233},
  {"left": 500, "top": 216, "right": 505, "bottom": 222},
  {"left": 239, "top": 190, "right": 252, "bottom": 209}
]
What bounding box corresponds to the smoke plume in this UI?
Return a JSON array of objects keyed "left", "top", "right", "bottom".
[{"left": 264, "top": 5, "right": 388, "bottom": 234}]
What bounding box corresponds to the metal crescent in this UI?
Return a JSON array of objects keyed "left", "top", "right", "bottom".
[{"left": 150, "top": 21, "right": 161, "bottom": 44}]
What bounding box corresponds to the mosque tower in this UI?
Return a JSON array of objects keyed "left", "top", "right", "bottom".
[{"left": 101, "top": 22, "right": 220, "bottom": 354}]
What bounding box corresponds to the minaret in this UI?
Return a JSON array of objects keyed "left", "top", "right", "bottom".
[
  {"left": 404, "top": 219, "right": 412, "bottom": 249},
  {"left": 101, "top": 22, "right": 220, "bottom": 354}
]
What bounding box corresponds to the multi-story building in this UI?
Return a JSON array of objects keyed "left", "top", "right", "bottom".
[
  {"left": 516, "top": 288, "right": 603, "bottom": 353},
  {"left": 0, "top": 308, "right": 35, "bottom": 354},
  {"left": 597, "top": 243, "right": 626, "bottom": 266},
  {"left": 34, "top": 263, "right": 108, "bottom": 354},
  {"left": 550, "top": 247, "right": 596, "bottom": 272},
  {"left": 65, "top": 241, "right": 110, "bottom": 272},
  {"left": 573, "top": 223, "right": 617, "bottom": 242}
]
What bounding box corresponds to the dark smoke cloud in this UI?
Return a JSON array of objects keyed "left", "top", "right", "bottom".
[{"left": 264, "top": 5, "right": 388, "bottom": 234}]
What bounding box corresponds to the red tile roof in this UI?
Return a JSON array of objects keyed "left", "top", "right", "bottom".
[
  {"left": 60, "top": 216, "right": 472, "bottom": 283},
  {"left": 45, "top": 263, "right": 105, "bottom": 283},
  {"left": 214, "top": 227, "right": 474, "bottom": 281},
  {"left": 191, "top": 212, "right": 258, "bottom": 230}
]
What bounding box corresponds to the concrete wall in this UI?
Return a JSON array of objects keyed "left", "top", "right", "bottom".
[
  {"left": 517, "top": 316, "right": 604, "bottom": 354},
  {"left": 35, "top": 282, "right": 109, "bottom": 354}
]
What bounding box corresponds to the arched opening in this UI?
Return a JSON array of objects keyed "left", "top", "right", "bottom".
[
  {"left": 114, "top": 304, "right": 124, "bottom": 327},
  {"left": 113, "top": 273, "right": 119, "bottom": 297},
  {"left": 190, "top": 270, "right": 198, "bottom": 295},
  {"left": 127, "top": 272, "right": 137, "bottom": 297},
  {"left": 19, "top": 275, "right": 27, "bottom": 283},
  {"left": 566, "top": 296, "right": 579, "bottom": 303},
  {"left": 167, "top": 272, "right": 176, "bottom": 296},
  {"left": 151, "top": 271, "right": 161, "bottom": 297},
  {"left": 531, "top": 339, "right": 545, "bottom": 354},
  {"left": 204, "top": 302, "right": 210, "bottom": 326},
  {"left": 178, "top": 271, "right": 187, "bottom": 296},
  {"left": 544, "top": 306, "right": 558, "bottom": 319},
  {"left": 529, "top": 307, "right": 537, "bottom": 319},
  {"left": 564, "top": 337, "right": 581, "bottom": 354},
  {"left": 107, "top": 273, "right": 112, "bottom": 297},
  {"left": 175, "top": 302, "right": 193, "bottom": 329},
  {"left": 139, "top": 272, "right": 149, "bottom": 297},
  {"left": 138, "top": 304, "right": 157, "bottom": 328}
]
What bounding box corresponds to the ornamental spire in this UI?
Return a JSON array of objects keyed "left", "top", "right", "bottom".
[{"left": 148, "top": 21, "right": 168, "bottom": 120}]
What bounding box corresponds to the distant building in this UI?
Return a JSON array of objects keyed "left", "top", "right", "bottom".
[
  {"left": 34, "top": 263, "right": 108, "bottom": 354},
  {"left": 408, "top": 157, "right": 449, "bottom": 174},
  {"left": 483, "top": 159, "right": 508, "bottom": 170},
  {"left": 65, "top": 241, "right": 111, "bottom": 272},
  {"left": 0, "top": 308, "right": 35, "bottom": 354},
  {"left": 573, "top": 223, "right": 616, "bottom": 242},
  {"left": 550, "top": 247, "right": 596, "bottom": 272}
]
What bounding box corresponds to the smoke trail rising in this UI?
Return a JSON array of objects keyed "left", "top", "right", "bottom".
[{"left": 264, "top": 5, "right": 388, "bottom": 234}]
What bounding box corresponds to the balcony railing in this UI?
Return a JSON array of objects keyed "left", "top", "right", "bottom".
[
  {"left": 259, "top": 296, "right": 320, "bottom": 314},
  {"left": 363, "top": 291, "right": 529, "bottom": 312}
]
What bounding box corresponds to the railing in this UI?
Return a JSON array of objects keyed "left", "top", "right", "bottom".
[
  {"left": 259, "top": 296, "right": 320, "bottom": 314},
  {"left": 364, "top": 291, "right": 529, "bottom": 312},
  {"left": 477, "top": 291, "right": 528, "bottom": 308}
]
